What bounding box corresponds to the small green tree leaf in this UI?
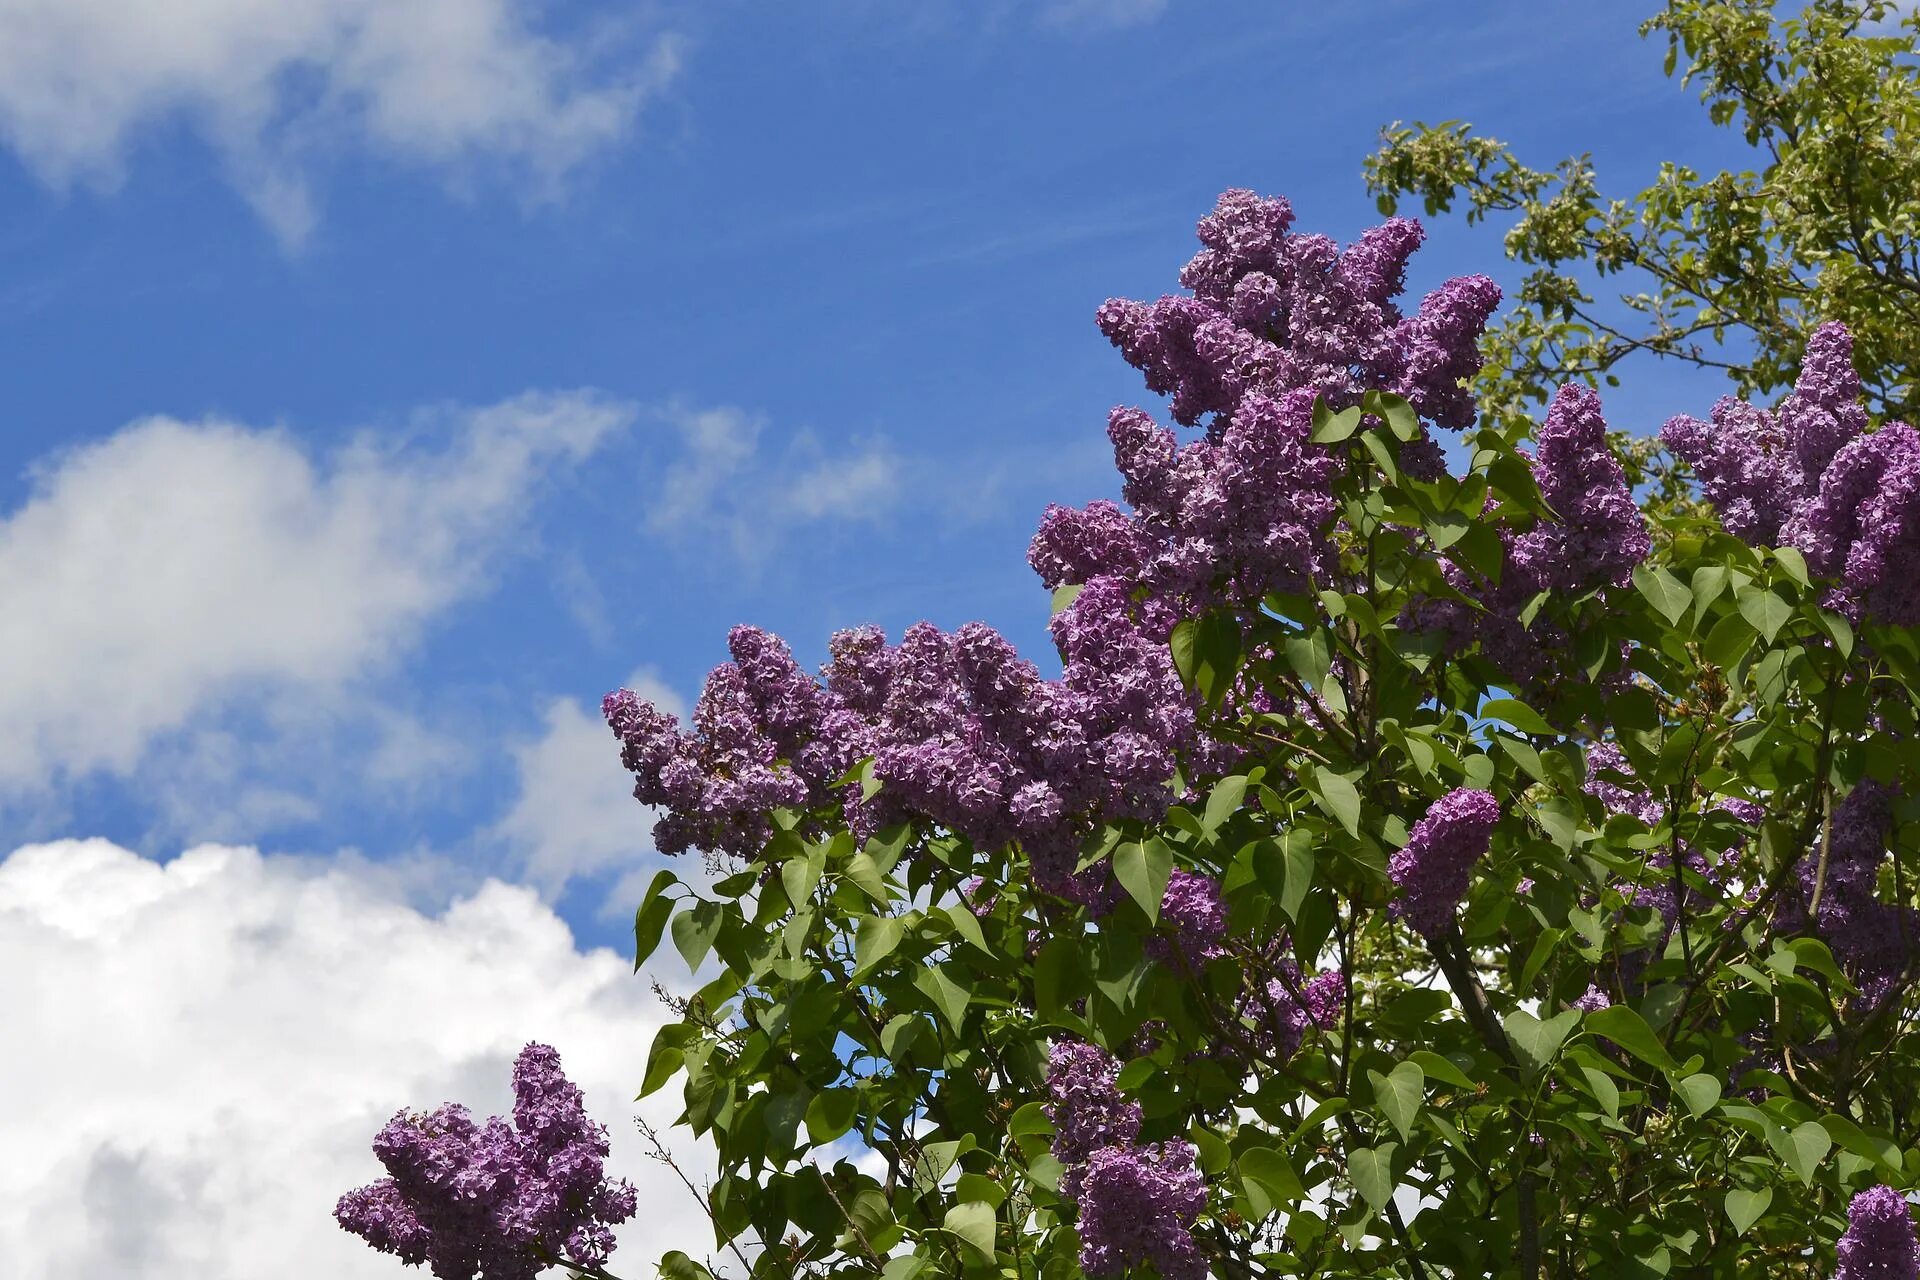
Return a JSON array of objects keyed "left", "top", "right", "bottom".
[
  {"left": 943, "top": 1200, "right": 997, "bottom": 1261},
  {"left": 1736, "top": 584, "right": 1793, "bottom": 644},
  {"left": 805, "top": 1087, "right": 859, "bottom": 1143},
  {"left": 1724, "top": 1186, "right": 1772, "bottom": 1236},
  {"left": 1584, "top": 1004, "right": 1678, "bottom": 1074},
  {"left": 1203, "top": 774, "right": 1249, "bottom": 838},
  {"left": 671, "top": 900, "right": 723, "bottom": 973},
  {"left": 852, "top": 915, "right": 904, "bottom": 979},
  {"left": 1370, "top": 1061, "right": 1424, "bottom": 1142},
  {"left": 1238, "top": 1147, "right": 1305, "bottom": 1217},
  {"left": 1503, "top": 1008, "right": 1578, "bottom": 1076},
  {"left": 1310, "top": 766, "right": 1363, "bottom": 836},
  {"left": 1349, "top": 1143, "right": 1398, "bottom": 1213},
  {"left": 1674, "top": 1073, "right": 1722, "bottom": 1119},
  {"left": 1775, "top": 1119, "right": 1831, "bottom": 1186},
  {"left": 1479, "top": 697, "right": 1555, "bottom": 736},
  {"left": 1634, "top": 563, "right": 1693, "bottom": 627},
  {"left": 1114, "top": 838, "right": 1175, "bottom": 923},
  {"left": 633, "top": 869, "right": 680, "bottom": 969}
]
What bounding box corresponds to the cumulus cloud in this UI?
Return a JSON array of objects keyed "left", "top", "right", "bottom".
[
  {"left": 0, "top": 0, "right": 683, "bottom": 244},
  {"left": 0, "top": 390, "right": 632, "bottom": 796},
  {"left": 0, "top": 837, "right": 710, "bottom": 1278},
  {"left": 497, "top": 669, "right": 686, "bottom": 896},
  {"left": 649, "top": 402, "right": 902, "bottom": 560}
]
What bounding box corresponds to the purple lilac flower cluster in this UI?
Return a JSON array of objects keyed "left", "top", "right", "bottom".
[
  {"left": 336, "top": 1044, "right": 637, "bottom": 1280},
  {"left": 1030, "top": 190, "right": 1501, "bottom": 609},
  {"left": 1835, "top": 1184, "right": 1919, "bottom": 1280},
  {"left": 606, "top": 584, "right": 1201, "bottom": 902},
  {"left": 1415, "top": 384, "right": 1651, "bottom": 682},
  {"left": 1045, "top": 1040, "right": 1206, "bottom": 1280},
  {"left": 1782, "top": 780, "right": 1916, "bottom": 1010},
  {"left": 1666, "top": 322, "right": 1920, "bottom": 624},
  {"left": 1151, "top": 868, "right": 1229, "bottom": 965},
  {"left": 1387, "top": 789, "right": 1502, "bottom": 937},
  {"left": 1250, "top": 965, "right": 1346, "bottom": 1062}
]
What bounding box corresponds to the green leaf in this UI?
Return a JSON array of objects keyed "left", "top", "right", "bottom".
[
  {"left": 1169, "top": 613, "right": 1243, "bottom": 709},
  {"left": 1376, "top": 392, "right": 1421, "bottom": 442},
  {"left": 1348, "top": 1143, "right": 1398, "bottom": 1213},
  {"left": 1480, "top": 697, "right": 1554, "bottom": 736},
  {"left": 913, "top": 963, "right": 972, "bottom": 1028},
  {"left": 843, "top": 851, "right": 891, "bottom": 904},
  {"left": 1238, "top": 1147, "right": 1305, "bottom": 1217},
  {"left": 1203, "top": 775, "right": 1249, "bottom": 838},
  {"left": 1503, "top": 1008, "right": 1577, "bottom": 1076},
  {"left": 1736, "top": 584, "right": 1793, "bottom": 645},
  {"left": 1114, "top": 838, "right": 1175, "bottom": 923},
  {"left": 1724, "top": 1186, "right": 1771, "bottom": 1237},
  {"left": 1775, "top": 1119, "right": 1831, "bottom": 1186},
  {"left": 1773, "top": 545, "right": 1810, "bottom": 587},
  {"left": 943, "top": 1201, "right": 997, "bottom": 1261},
  {"left": 780, "top": 851, "right": 822, "bottom": 909},
  {"left": 660, "top": 1250, "right": 714, "bottom": 1280},
  {"left": 1370, "top": 1061, "right": 1425, "bottom": 1142},
  {"left": 1634, "top": 563, "right": 1693, "bottom": 627},
  {"left": 671, "top": 900, "right": 723, "bottom": 973},
  {"left": 1584, "top": 1004, "right": 1678, "bottom": 1074},
  {"left": 881, "top": 1258, "right": 929, "bottom": 1280},
  {"left": 1409, "top": 1050, "right": 1477, "bottom": 1091},
  {"left": 1279, "top": 829, "right": 1316, "bottom": 921},
  {"left": 1311, "top": 401, "right": 1365, "bottom": 444},
  {"left": 1050, "top": 582, "right": 1084, "bottom": 615},
  {"left": 805, "top": 1088, "right": 859, "bottom": 1143},
  {"left": 632, "top": 869, "right": 680, "bottom": 969},
  {"left": 942, "top": 903, "right": 992, "bottom": 956},
  {"left": 1674, "top": 1073, "right": 1722, "bottom": 1119},
  {"left": 852, "top": 915, "right": 904, "bottom": 979},
  {"left": 1578, "top": 1065, "right": 1620, "bottom": 1120},
  {"left": 1309, "top": 766, "right": 1363, "bottom": 837}
]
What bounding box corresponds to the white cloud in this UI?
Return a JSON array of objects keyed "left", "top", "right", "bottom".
[
  {"left": 497, "top": 669, "right": 686, "bottom": 896},
  {"left": 649, "top": 401, "right": 902, "bottom": 559},
  {"left": 0, "top": 0, "right": 683, "bottom": 245},
  {"left": 0, "top": 838, "right": 711, "bottom": 1278},
  {"left": 0, "top": 390, "right": 633, "bottom": 796}
]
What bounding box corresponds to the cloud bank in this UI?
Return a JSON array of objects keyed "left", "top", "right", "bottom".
[
  {"left": 0, "top": 0, "right": 683, "bottom": 243},
  {"left": 0, "top": 391, "right": 632, "bottom": 797},
  {"left": 0, "top": 837, "right": 709, "bottom": 1278}
]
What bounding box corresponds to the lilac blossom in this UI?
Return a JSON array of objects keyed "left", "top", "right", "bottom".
[
  {"left": 336, "top": 1044, "right": 636, "bottom": 1280},
  {"left": 1508, "top": 384, "right": 1652, "bottom": 592},
  {"left": 1074, "top": 1140, "right": 1209, "bottom": 1280},
  {"left": 1044, "top": 1041, "right": 1142, "bottom": 1171},
  {"left": 1835, "top": 1184, "right": 1919, "bottom": 1280},
  {"left": 1388, "top": 789, "right": 1502, "bottom": 937},
  {"left": 1786, "top": 780, "right": 1916, "bottom": 1010},
  {"left": 1251, "top": 966, "right": 1346, "bottom": 1062},
  {"left": 1152, "top": 869, "right": 1228, "bottom": 965},
  {"left": 1571, "top": 984, "right": 1612, "bottom": 1013}
]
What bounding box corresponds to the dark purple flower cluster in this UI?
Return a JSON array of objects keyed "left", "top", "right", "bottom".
[
  {"left": 336, "top": 1044, "right": 636, "bottom": 1280},
  {"left": 1387, "top": 789, "right": 1501, "bottom": 937},
  {"left": 1835, "top": 1184, "right": 1919, "bottom": 1280},
  {"left": 606, "top": 585, "right": 1200, "bottom": 901},
  {"left": 1509, "top": 384, "right": 1652, "bottom": 593},
  {"left": 1074, "top": 1141, "right": 1208, "bottom": 1280},
  {"left": 1570, "top": 984, "right": 1612, "bottom": 1013},
  {"left": 1044, "top": 1040, "right": 1206, "bottom": 1280},
  {"left": 1666, "top": 323, "right": 1920, "bottom": 624},
  {"left": 1031, "top": 190, "right": 1501, "bottom": 608},
  {"left": 1413, "top": 385, "right": 1650, "bottom": 682},
  {"left": 1786, "top": 780, "right": 1916, "bottom": 1010},
  {"left": 1250, "top": 966, "right": 1346, "bottom": 1062},
  {"left": 1152, "top": 869, "right": 1228, "bottom": 965}
]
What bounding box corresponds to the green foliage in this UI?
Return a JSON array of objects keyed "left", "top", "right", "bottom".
[
  {"left": 1366, "top": 0, "right": 1920, "bottom": 427},
  {"left": 626, "top": 399, "right": 1920, "bottom": 1278}
]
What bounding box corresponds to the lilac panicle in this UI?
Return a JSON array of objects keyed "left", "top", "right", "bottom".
[
  {"left": 1153, "top": 869, "right": 1228, "bottom": 964},
  {"left": 1388, "top": 789, "right": 1501, "bottom": 937},
  {"left": 1074, "top": 1140, "right": 1208, "bottom": 1280},
  {"left": 1665, "top": 321, "right": 1920, "bottom": 624},
  {"left": 1045, "top": 1041, "right": 1142, "bottom": 1170},
  {"left": 1509, "top": 384, "right": 1651, "bottom": 591},
  {"left": 1790, "top": 780, "right": 1916, "bottom": 1010},
  {"left": 1834, "top": 1184, "right": 1919, "bottom": 1280},
  {"left": 336, "top": 1043, "right": 636, "bottom": 1280}
]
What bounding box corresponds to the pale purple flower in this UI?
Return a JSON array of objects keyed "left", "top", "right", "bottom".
[{"left": 1074, "top": 1140, "right": 1208, "bottom": 1280}]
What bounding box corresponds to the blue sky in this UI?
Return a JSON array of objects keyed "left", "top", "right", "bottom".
[{"left": 0, "top": 2, "right": 1763, "bottom": 1273}]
